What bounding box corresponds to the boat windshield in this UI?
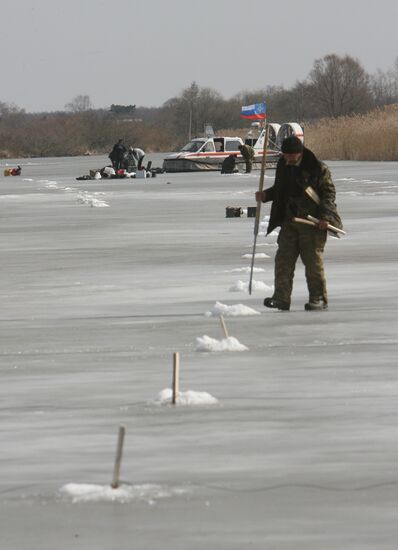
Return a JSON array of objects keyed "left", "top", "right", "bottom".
[{"left": 180, "top": 140, "right": 206, "bottom": 153}]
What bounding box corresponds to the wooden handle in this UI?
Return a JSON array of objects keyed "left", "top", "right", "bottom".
[
  {"left": 219, "top": 315, "right": 229, "bottom": 338},
  {"left": 307, "top": 215, "right": 346, "bottom": 235},
  {"left": 292, "top": 216, "right": 346, "bottom": 237},
  {"left": 111, "top": 425, "right": 126, "bottom": 489}
]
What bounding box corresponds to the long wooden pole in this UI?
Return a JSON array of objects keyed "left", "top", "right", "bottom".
[{"left": 249, "top": 123, "right": 269, "bottom": 295}]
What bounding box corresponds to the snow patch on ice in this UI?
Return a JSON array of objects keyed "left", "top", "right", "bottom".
[
  {"left": 257, "top": 223, "right": 279, "bottom": 237},
  {"left": 205, "top": 301, "right": 260, "bottom": 317},
  {"left": 336, "top": 177, "right": 394, "bottom": 184},
  {"left": 43, "top": 181, "right": 59, "bottom": 189},
  {"left": 229, "top": 280, "right": 273, "bottom": 292},
  {"left": 0, "top": 194, "right": 34, "bottom": 200},
  {"left": 258, "top": 230, "right": 279, "bottom": 237},
  {"left": 241, "top": 252, "right": 270, "bottom": 259},
  {"left": 224, "top": 267, "right": 265, "bottom": 273},
  {"left": 155, "top": 388, "right": 218, "bottom": 406},
  {"left": 365, "top": 191, "right": 397, "bottom": 196},
  {"left": 77, "top": 192, "right": 110, "bottom": 208},
  {"left": 60, "top": 483, "right": 190, "bottom": 504},
  {"left": 340, "top": 190, "right": 397, "bottom": 197},
  {"left": 196, "top": 335, "right": 248, "bottom": 352}
]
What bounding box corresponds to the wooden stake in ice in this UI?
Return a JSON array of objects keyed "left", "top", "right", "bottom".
[
  {"left": 219, "top": 315, "right": 229, "bottom": 338},
  {"left": 111, "top": 425, "right": 126, "bottom": 489},
  {"left": 172, "top": 352, "right": 180, "bottom": 405}
]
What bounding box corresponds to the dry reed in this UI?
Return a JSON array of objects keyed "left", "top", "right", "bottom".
[
  {"left": 304, "top": 105, "right": 398, "bottom": 161},
  {"left": 220, "top": 106, "right": 398, "bottom": 161}
]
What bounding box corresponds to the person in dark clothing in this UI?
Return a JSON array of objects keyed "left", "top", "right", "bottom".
[
  {"left": 109, "top": 139, "right": 127, "bottom": 170},
  {"left": 221, "top": 154, "right": 237, "bottom": 174},
  {"left": 255, "top": 136, "right": 342, "bottom": 311},
  {"left": 238, "top": 144, "right": 255, "bottom": 173}
]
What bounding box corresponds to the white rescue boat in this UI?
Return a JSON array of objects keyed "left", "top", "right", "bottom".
[{"left": 163, "top": 132, "right": 280, "bottom": 173}]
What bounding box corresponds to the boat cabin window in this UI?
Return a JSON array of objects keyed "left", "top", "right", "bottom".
[
  {"left": 214, "top": 139, "right": 224, "bottom": 152},
  {"left": 225, "top": 140, "right": 242, "bottom": 152},
  {"left": 203, "top": 141, "right": 215, "bottom": 152},
  {"left": 180, "top": 140, "right": 206, "bottom": 153},
  {"left": 268, "top": 126, "right": 277, "bottom": 145}
]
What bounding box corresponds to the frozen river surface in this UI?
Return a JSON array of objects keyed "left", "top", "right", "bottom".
[{"left": 1, "top": 155, "right": 398, "bottom": 549}]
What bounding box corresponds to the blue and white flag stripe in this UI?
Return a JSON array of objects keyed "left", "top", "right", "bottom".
[{"left": 240, "top": 102, "right": 266, "bottom": 120}]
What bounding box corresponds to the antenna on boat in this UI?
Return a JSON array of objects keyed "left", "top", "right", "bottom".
[
  {"left": 204, "top": 123, "right": 215, "bottom": 138},
  {"left": 188, "top": 108, "right": 192, "bottom": 141}
]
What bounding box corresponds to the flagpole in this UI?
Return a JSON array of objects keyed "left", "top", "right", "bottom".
[{"left": 248, "top": 114, "right": 269, "bottom": 296}]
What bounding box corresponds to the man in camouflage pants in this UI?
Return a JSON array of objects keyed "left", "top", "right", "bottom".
[
  {"left": 255, "top": 136, "right": 342, "bottom": 311},
  {"left": 239, "top": 144, "right": 255, "bottom": 173}
]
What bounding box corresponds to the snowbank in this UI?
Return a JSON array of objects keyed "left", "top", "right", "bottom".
[
  {"left": 60, "top": 483, "right": 189, "bottom": 504},
  {"left": 241, "top": 252, "right": 270, "bottom": 259},
  {"left": 229, "top": 280, "right": 273, "bottom": 293},
  {"left": 77, "top": 192, "right": 110, "bottom": 208},
  {"left": 205, "top": 301, "right": 260, "bottom": 317},
  {"left": 155, "top": 388, "right": 218, "bottom": 406},
  {"left": 224, "top": 267, "right": 265, "bottom": 273},
  {"left": 196, "top": 335, "right": 248, "bottom": 352}
]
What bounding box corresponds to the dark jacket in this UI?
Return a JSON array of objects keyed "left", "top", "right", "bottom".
[
  {"left": 239, "top": 144, "right": 255, "bottom": 160},
  {"left": 264, "top": 147, "right": 343, "bottom": 234},
  {"left": 109, "top": 142, "right": 126, "bottom": 162}
]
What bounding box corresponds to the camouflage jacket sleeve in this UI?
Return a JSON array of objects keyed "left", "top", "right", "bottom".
[{"left": 315, "top": 163, "right": 343, "bottom": 229}]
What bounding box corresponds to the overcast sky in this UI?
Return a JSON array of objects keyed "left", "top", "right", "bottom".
[{"left": 1, "top": 0, "right": 397, "bottom": 113}]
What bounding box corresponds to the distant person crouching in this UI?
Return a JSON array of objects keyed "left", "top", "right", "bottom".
[
  {"left": 221, "top": 154, "right": 238, "bottom": 174},
  {"left": 131, "top": 147, "right": 145, "bottom": 170}
]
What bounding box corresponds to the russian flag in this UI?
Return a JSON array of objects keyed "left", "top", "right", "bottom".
[{"left": 240, "top": 102, "right": 266, "bottom": 120}]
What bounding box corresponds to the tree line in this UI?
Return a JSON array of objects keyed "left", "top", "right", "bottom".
[{"left": 0, "top": 53, "right": 397, "bottom": 159}]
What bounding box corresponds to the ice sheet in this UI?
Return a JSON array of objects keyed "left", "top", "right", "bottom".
[{"left": 1, "top": 156, "right": 398, "bottom": 549}]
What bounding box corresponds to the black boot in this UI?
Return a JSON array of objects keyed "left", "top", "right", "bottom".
[
  {"left": 304, "top": 301, "right": 328, "bottom": 311},
  {"left": 264, "top": 297, "right": 290, "bottom": 311}
]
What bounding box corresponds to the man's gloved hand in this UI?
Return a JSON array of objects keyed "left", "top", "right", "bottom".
[
  {"left": 317, "top": 219, "right": 329, "bottom": 231},
  {"left": 255, "top": 190, "right": 266, "bottom": 202}
]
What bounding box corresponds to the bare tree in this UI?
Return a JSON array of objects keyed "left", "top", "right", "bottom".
[
  {"left": 181, "top": 81, "right": 200, "bottom": 139},
  {"left": 370, "top": 57, "right": 398, "bottom": 106},
  {"left": 0, "top": 101, "right": 25, "bottom": 117},
  {"left": 162, "top": 82, "right": 228, "bottom": 142},
  {"left": 308, "top": 54, "right": 373, "bottom": 117},
  {"left": 65, "top": 94, "right": 93, "bottom": 113}
]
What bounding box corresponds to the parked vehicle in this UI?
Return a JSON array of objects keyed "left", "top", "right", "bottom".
[{"left": 163, "top": 132, "right": 281, "bottom": 173}]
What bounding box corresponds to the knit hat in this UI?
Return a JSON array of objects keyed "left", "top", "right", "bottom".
[{"left": 281, "top": 136, "right": 304, "bottom": 154}]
